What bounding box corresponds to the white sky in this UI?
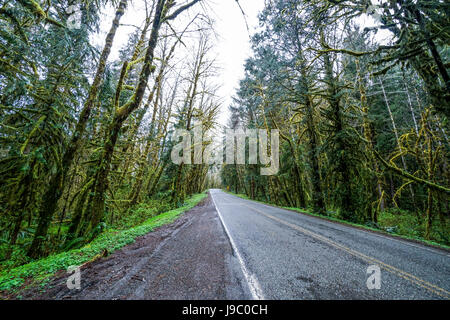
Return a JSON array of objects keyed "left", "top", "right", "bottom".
[
  {"left": 94, "top": 0, "right": 266, "bottom": 127},
  {"left": 208, "top": 0, "right": 265, "bottom": 125}
]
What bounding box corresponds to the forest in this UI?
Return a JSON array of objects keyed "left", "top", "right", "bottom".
[
  {"left": 0, "top": 0, "right": 449, "bottom": 278},
  {"left": 222, "top": 0, "right": 449, "bottom": 246}
]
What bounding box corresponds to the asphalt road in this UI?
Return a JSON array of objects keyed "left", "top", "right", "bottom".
[
  {"left": 210, "top": 189, "right": 450, "bottom": 300},
  {"left": 18, "top": 190, "right": 449, "bottom": 300}
]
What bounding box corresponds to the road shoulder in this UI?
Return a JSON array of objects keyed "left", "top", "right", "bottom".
[{"left": 16, "top": 193, "right": 250, "bottom": 300}]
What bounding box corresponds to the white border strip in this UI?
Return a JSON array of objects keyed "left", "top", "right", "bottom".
[{"left": 210, "top": 191, "right": 265, "bottom": 300}]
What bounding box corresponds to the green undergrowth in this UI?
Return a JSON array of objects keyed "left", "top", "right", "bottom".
[
  {"left": 0, "top": 200, "right": 173, "bottom": 271},
  {"left": 226, "top": 191, "right": 449, "bottom": 250},
  {"left": 0, "top": 192, "right": 207, "bottom": 294},
  {"left": 111, "top": 199, "right": 172, "bottom": 230}
]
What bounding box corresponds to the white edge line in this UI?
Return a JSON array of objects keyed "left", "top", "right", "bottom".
[{"left": 210, "top": 191, "right": 265, "bottom": 300}]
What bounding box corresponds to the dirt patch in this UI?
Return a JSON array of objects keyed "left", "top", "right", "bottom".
[{"left": 13, "top": 194, "right": 248, "bottom": 300}]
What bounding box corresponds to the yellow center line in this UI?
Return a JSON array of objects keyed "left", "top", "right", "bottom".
[{"left": 241, "top": 203, "right": 450, "bottom": 299}]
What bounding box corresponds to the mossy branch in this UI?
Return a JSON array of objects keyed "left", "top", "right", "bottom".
[
  {"left": 374, "top": 150, "right": 450, "bottom": 194},
  {"left": 17, "top": 0, "right": 64, "bottom": 28}
]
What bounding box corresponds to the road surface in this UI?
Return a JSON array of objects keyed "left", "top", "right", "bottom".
[
  {"left": 19, "top": 189, "right": 449, "bottom": 300},
  {"left": 209, "top": 189, "right": 450, "bottom": 300}
]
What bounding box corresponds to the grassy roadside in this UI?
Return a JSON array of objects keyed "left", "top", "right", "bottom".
[
  {"left": 0, "top": 192, "right": 208, "bottom": 295},
  {"left": 225, "top": 190, "right": 450, "bottom": 251}
]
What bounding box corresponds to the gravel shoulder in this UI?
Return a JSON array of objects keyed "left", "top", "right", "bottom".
[{"left": 19, "top": 194, "right": 250, "bottom": 300}]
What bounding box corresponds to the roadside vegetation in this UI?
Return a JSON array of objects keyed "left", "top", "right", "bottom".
[
  {"left": 0, "top": 0, "right": 219, "bottom": 275},
  {"left": 221, "top": 0, "right": 449, "bottom": 246}
]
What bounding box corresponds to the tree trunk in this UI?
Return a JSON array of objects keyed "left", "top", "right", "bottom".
[{"left": 27, "top": 0, "right": 128, "bottom": 258}]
